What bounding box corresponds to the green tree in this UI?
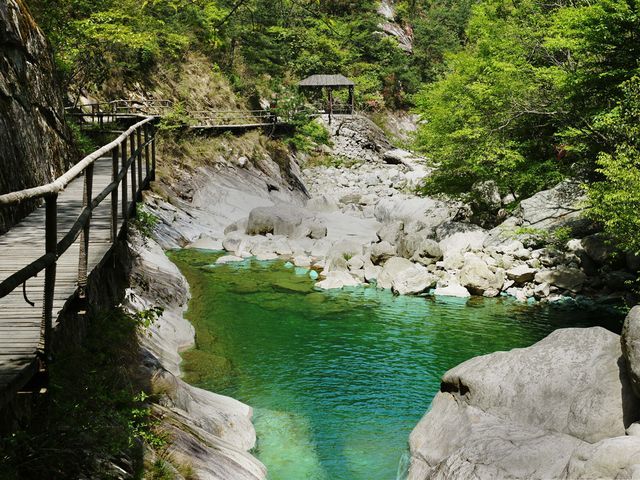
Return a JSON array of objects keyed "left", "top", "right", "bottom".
[{"left": 587, "top": 77, "right": 640, "bottom": 254}]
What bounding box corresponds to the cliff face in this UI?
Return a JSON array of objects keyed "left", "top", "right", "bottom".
[{"left": 0, "top": 0, "right": 74, "bottom": 233}]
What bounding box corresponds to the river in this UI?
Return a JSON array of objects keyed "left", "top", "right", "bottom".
[{"left": 169, "top": 249, "right": 622, "bottom": 480}]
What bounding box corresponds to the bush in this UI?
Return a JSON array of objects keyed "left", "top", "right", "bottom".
[
  {"left": 287, "top": 120, "right": 331, "bottom": 153},
  {"left": 0, "top": 310, "right": 164, "bottom": 479}
]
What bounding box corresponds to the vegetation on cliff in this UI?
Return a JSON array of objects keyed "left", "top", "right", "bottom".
[
  {"left": 25, "top": 0, "right": 640, "bottom": 254},
  {"left": 27, "top": 0, "right": 472, "bottom": 109}
]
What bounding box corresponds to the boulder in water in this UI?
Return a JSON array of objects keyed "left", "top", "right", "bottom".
[
  {"left": 534, "top": 267, "right": 586, "bottom": 292},
  {"left": 459, "top": 255, "right": 504, "bottom": 295},
  {"left": 408, "top": 327, "right": 640, "bottom": 479},
  {"left": 315, "top": 271, "right": 360, "bottom": 290},
  {"left": 246, "top": 204, "right": 327, "bottom": 239}
]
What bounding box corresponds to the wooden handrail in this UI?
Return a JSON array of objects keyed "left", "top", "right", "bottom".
[{"left": 0, "top": 116, "right": 155, "bottom": 206}]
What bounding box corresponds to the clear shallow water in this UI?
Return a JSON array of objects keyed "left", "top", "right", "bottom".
[{"left": 169, "top": 249, "right": 623, "bottom": 480}]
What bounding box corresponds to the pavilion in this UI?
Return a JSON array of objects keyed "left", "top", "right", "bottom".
[{"left": 298, "top": 74, "right": 355, "bottom": 121}]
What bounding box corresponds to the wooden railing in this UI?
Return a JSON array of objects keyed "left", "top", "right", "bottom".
[
  {"left": 189, "top": 109, "right": 277, "bottom": 127},
  {"left": 65, "top": 100, "right": 173, "bottom": 126},
  {"left": 0, "top": 116, "right": 158, "bottom": 360},
  {"left": 66, "top": 98, "right": 355, "bottom": 129}
]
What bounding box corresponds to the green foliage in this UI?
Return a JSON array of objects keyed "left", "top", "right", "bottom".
[
  {"left": 0, "top": 310, "right": 163, "bottom": 479},
  {"left": 414, "top": 0, "right": 640, "bottom": 205},
  {"left": 511, "top": 225, "right": 572, "bottom": 250},
  {"left": 551, "top": 227, "right": 572, "bottom": 250},
  {"left": 287, "top": 120, "right": 331, "bottom": 153},
  {"left": 133, "top": 306, "right": 165, "bottom": 331},
  {"left": 157, "top": 103, "right": 191, "bottom": 132},
  {"left": 407, "top": 0, "right": 474, "bottom": 82},
  {"left": 587, "top": 77, "right": 640, "bottom": 255},
  {"left": 68, "top": 120, "right": 99, "bottom": 156},
  {"left": 28, "top": 0, "right": 430, "bottom": 109},
  {"left": 132, "top": 204, "right": 159, "bottom": 238}
]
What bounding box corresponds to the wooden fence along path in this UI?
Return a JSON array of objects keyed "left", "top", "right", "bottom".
[
  {"left": 0, "top": 114, "right": 157, "bottom": 408},
  {"left": 66, "top": 100, "right": 280, "bottom": 129},
  {"left": 66, "top": 99, "right": 345, "bottom": 130}
]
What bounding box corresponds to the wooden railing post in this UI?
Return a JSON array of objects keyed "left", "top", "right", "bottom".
[
  {"left": 130, "top": 132, "right": 137, "bottom": 213},
  {"left": 151, "top": 123, "right": 156, "bottom": 181},
  {"left": 121, "top": 137, "right": 129, "bottom": 223},
  {"left": 111, "top": 147, "right": 119, "bottom": 241},
  {"left": 77, "top": 163, "right": 93, "bottom": 298},
  {"left": 136, "top": 127, "right": 143, "bottom": 196},
  {"left": 144, "top": 124, "right": 150, "bottom": 185},
  {"left": 39, "top": 193, "right": 57, "bottom": 360}
]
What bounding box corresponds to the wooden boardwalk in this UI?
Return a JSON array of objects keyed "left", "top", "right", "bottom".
[
  {"left": 0, "top": 115, "right": 158, "bottom": 410},
  {"left": 0, "top": 157, "right": 115, "bottom": 406}
]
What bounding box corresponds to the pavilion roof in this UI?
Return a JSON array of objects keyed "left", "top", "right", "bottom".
[{"left": 298, "top": 74, "right": 355, "bottom": 87}]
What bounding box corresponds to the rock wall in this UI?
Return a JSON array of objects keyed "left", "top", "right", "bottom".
[
  {"left": 126, "top": 233, "right": 266, "bottom": 480},
  {"left": 0, "top": 0, "right": 75, "bottom": 233}
]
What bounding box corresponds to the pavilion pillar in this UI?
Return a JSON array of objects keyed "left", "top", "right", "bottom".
[
  {"left": 327, "top": 87, "right": 333, "bottom": 124},
  {"left": 348, "top": 85, "right": 354, "bottom": 114}
]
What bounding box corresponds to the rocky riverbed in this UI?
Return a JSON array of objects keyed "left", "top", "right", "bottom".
[
  {"left": 210, "top": 116, "right": 637, "bottom": 307},
  {"left": 136, "top": 113, "right": 639, "bottom": 479}
]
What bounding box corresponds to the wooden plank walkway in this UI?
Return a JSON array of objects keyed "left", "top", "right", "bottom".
[{"left": 0, "top": 157, "right": 115, "bottom": 406}]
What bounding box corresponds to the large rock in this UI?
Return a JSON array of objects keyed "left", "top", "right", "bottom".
[
  {"left": 315, "top": 271, "right": 360, "bottom": 290},
  {"left": 581, "top": 233, "right": 615, "bottom": 265},
  {"left": 433, "top": 282, "right": 470, "bottom": 298},
  {"left": 534, "top": 267, "right": 586, "bottom": 292},
  {"left": 246, "top": 204, "right": 326, "bottom": 239},
  {"left": 408, "top": 327, "right": 640, "bottom": 480},
  {"left": 370, "top": 241, "right": 397, "bottom": 265},
  {"left": 622, "top": 306, "right": 640, "bottom": 398},
  {"left": 436, "top": 222, "right": 488, "bottom": 260},
  {"left": 383, "top": 148, "right": 414, "bottom": 165},
  {"left": 519, "top": 181, "right": 592, "bottom": 234},
  {"left": 393, "top": 268, "right": 437, "bottom": 296},
  {"left": 409, "top": 394, "right": 584, "bottom": 480},
  {"left": 459, "top": 255, "right": 504, "bottom": 295},
  {"left": 306, "top": 195, "right": 339, "bottom": 213},
  {"left": 377, "top": 257, "right": 436, "bottom": 295},
  {"left": 562, "top": 435, "right": 640, "bottom": 479},
  {"left": 324, "top": 115, "right": 392, "bottom": 163},
  {"left": 399, "top": 231, "right": 443, "bottom": 266},
  {"left": 374, "top": 196, "right": 454, "bottom": 230},
  {"left": 324, "top": 240, "right": 365, "bottom": 273},
  {"left": 506, "top": 265, "right": 537, "bottom": 284},
  {"left": 376, "top": 221, "right": 404, "bottom": 245}
]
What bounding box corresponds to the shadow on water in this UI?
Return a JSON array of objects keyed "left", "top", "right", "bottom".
[{"left": 169, "top": 249, "right": 624, "bottom": 480}]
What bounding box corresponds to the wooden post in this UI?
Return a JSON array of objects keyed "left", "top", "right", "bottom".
[
  {"left": 136, "top": 127, "right": 143, "bottom": 196},
  {"left": 121, "top": 138, "right": 129, "bottom": 223},
  {"left": 39, "top": 193, "right": 57, "bottom": 360},
  {"left": 111, "top": 147, "right": 119, "bottom": 241},
  {"left": 144, "top": 124, "right": 150, "bottom": 186},
  {"left": 77, "top": 163, "right": 93, "bottom": 299},
  {"left": 327, "top": 87, "right": 333, "bottom": 125},
  {"left": 130, "top": 132, "right": 137, "bottom": 213},
  {"left": 151, "top": 124, "right": 156, "bottom": 181},
  {"left": 348, "top": 85, "right": 355, "bottom": 114}
]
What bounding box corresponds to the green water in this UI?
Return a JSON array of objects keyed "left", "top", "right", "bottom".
[{"left": 169, "top": 249, "right": 622, "bottom": 480}]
